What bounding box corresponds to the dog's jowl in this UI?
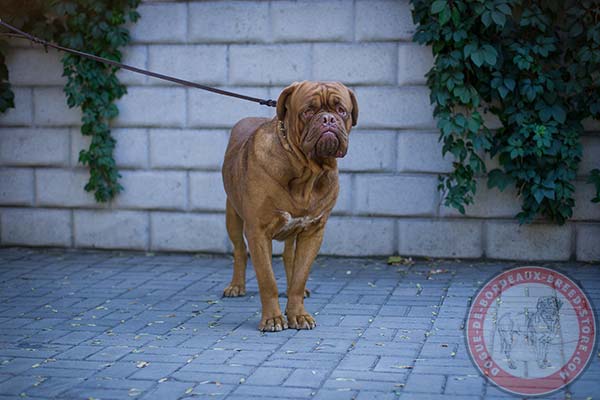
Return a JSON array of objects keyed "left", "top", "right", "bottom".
[{"left": 221, "top": 81, "right": 358, "bottom": 332}]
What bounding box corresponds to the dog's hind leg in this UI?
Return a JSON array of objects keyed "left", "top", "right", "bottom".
[
  {"left": 223, "top": 199, "right": 247, "bottom": 297},
  {"left": 283, "top": 237, "right": 310, "bottom": 298}
]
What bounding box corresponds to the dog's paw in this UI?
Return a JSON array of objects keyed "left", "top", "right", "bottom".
[
  {"left": 223, "top": 283, "right": 246, "bottom": 297},
  {"left": 287, "top": 313, "right": 316, "bottom": 330},
  {"left": 259, "top": 315, "right": 288, "bottom": 332}
]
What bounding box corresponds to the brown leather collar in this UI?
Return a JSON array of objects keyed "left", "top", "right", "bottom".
[{"left": 277, "top": 120, "right": 292, "bottom": 152}]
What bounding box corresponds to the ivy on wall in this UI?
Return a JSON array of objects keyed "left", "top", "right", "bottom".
[
  {"left": 0, "top": 0, "right": 140, "bottom": 201},
  {"left": 411, "top": 0, "right": 600, "bottom": 224}
]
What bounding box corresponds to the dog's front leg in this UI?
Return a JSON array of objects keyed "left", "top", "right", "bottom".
[
  {"left": 285, "top": 227, "right": 324, "bottom": 330},
  {"left": 246, "top": 231, "right": 286, "bottom": 332}
]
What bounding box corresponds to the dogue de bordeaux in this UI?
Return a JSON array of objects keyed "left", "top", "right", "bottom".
[{"left": 221, "top": 81, "right": 358, "bottom": 332}]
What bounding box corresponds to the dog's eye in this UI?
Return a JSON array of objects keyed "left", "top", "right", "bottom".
[
  {"left": 337, "top": 106, "right": 347, "bottom": 118},
  {"left": 303, "top": 109, "right": 315, "bottom": 119}
]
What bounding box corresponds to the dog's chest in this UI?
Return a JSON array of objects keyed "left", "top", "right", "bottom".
[{"left": 273, "top": 211, "right": 323, "bottom": 241}]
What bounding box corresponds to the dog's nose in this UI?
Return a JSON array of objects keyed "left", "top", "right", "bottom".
[{"left": 321, "top": 113, "right": 337, "bottom": 127}]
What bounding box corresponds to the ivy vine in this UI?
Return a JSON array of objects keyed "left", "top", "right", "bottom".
[
  {"left": 411, "top": 0, "right": 600, "bottom": 224},
  {"left": 1, "top": 0, "right": 140, "bottom": 201}
]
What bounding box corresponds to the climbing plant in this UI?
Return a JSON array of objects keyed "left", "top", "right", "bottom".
[
  {"left": 0, "top": 0, "right": 140, "bottom": 201},
  {"left": 411, "top": 0, "right": 600, "bottom": 224}
]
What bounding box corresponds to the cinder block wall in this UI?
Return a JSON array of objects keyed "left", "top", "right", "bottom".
[{"left": 1, "top": 0, "right": 599, "bottom": 261}]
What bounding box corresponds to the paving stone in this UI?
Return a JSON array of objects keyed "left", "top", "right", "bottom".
[
  {"left": 284, "top": 368, "right": 329, "bottom": 388},
  {"left": 404, "top": 373, "right": 446, "bottom": 393},
  {"left": 0, "top": 248, "right": 597, "bottom": 400},
  {"left": 245, "top": 366, "right": 292, "bottom": 386}
]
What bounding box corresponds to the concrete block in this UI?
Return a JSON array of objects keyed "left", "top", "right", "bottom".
[
  {"left": 0, "top": 208, "right": 71, "bottom": 246},
  {"left": 129, "top": 3, "right": 187, "bottom": 43},
  {"left": 580, "top": 136, "right": 600, "bottom": 176},
  {"left": 313, "top": 44, "right": 397, "bottom": 85},
  {"left": 148, "top": 45, "right": 227, "bottom": 85},
  {"left": 114, "top": 87, "right": 185, "bottom": 127},
  {"left": 189, "top": 1, "right": 269, "bottom": 43},
  {"left": 440, "top": 179, "right": 521, "bottom": 218},
  {"left": 229, "top": 45, "right": 311, "bottom": 85},
  {"left": 485, "top": 222, "right": 572, "bottom": 261},
  {"left": 116, "top": 45, "right": 147, "bottom": 85},
  {"left": 397, "top": 131, "right": 452, "bottom": 173},
  {"left": 150, "top": 212, "right": 229, "bottom": 252},
  {"left": 114, "top": 171, "right": 186, "bottom": 210},
  {"left": 0, "top": 88, "right": 33, "bottom": 126},
  {"left": 353, "top": 86, "right": 435, "bottom": 129},
  {"left": 573, "top": 181, "right": 600, "bottom": 220},
  {"left": 482, "top": 109, "right": 502, "bottom": 129},
  {"left": 272, "top": 1, "right": 353, "bottom": 42},
  {"left": 0, "top": 168, "right": 34, "bottom": 206},
  {"left": 356, "top": 0, "right": 415, "bottom": 41},
  {"left": 113, "top": 129, "right": 149, "bottom": 169},
  {"left": 355, "top": 174, "right": 438, "bottom": 216},
  {"left": 188, "top": 86, "right": 271, "bottom": 128},
  {"left": 582, "top": 117, "right": 600, "bottom": 132},
  {"left": 71, "top": 129, "right": 148, "bottom": 169},
  {"left": 338, "top": 131, "right": 396, "bottom": 172},
  {"left": 149, "top": 129, "right": 228, "bottom": 169},
  {"left": 189, "top": 172, "right": 227, "bottom": 211},
  {"left": 6, "top": 48, "right": 65, "bottom": 86},
  {"left": 36, "top": 168, "right": 99, "bottom": 208},
  {"left": 0, "top": 128, "right": 69, "bottom": 167},
  {"left": 332, "top": 173, "right": 352, "bottom": 214},
  {"left": 33, "top": 87, "right": 81, "bottom": 126},
  {"left": 321, "top": 217, "right": 395, "bottom": 256},
  {"left": 397, "top": 43, "right": 434, "bottom": 86},
  {"left": 398, "top": 219, "right": 483, "bottom": 258},
  {"left": 74, "top": 210, "right": 148, "bottom": 250},
  {"left": 576, "top": 223, "right": 600, "bottom": 261}
]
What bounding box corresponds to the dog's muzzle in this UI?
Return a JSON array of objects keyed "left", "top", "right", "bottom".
[{"left": 315, "top": 131, "right": 341, "bottom": 158}]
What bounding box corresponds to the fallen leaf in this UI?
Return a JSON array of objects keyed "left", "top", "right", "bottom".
[
  {"left": 392, "top": 365, "right": 413, "bottom": 369},
  {"left": 387, "top": 256, "right": 414, "bottom": 265},
  {"left": 136, "top": 361, "right": 149, "bottom": 368}
]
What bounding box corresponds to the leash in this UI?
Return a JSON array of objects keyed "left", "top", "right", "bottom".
[{"left": 0, "top": 19, "right": 278, "bottom": 108}]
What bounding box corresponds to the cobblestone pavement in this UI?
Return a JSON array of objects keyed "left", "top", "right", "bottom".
[{"left": 0, "top": 248, "right": 598, "bottom": 400}]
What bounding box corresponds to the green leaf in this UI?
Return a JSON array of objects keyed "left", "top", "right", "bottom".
[
  {"left": 488, "top": 169, "right": 513, "bottom": 191},
  {"left": 491, "top": 11, "right": 506, "bottom": 27},
  {"left": 431, "top": 0, "right": 447, "bottom": 14},
  {"left": 481, "top": 45, "right": 498, "bottom": 65},
  {"left": 471, "top": 50, "right": 484, "bottom": 67}
]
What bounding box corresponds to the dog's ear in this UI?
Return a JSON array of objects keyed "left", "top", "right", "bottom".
[
  {"left": 277, "top": 82, "right": 300, "bottom": 122},
  {"left": 556, "top": 298, "right": 563, "bottom": 310},
  {"left": 348, "top": 88, "right": 358, "bottom": 127}
]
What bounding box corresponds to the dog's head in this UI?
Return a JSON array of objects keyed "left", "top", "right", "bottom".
[
  {"left": 276, "top": 81, "right": 358, "bottom": 161},
  {"left": 537, "top": 296, "right": 563, "bottom": 317}
]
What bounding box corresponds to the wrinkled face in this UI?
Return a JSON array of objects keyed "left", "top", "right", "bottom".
[{"left": 277, "top": 81, "right": 358, "bottom": 161}]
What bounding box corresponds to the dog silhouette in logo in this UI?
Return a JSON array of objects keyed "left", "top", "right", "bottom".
[{"left": 497, "top": 296, "right": 563, "bottom": 369}]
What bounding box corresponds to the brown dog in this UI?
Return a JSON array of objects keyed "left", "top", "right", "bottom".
[{"left": 221, "top": 81, "right": 358, "bottom": 332}]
